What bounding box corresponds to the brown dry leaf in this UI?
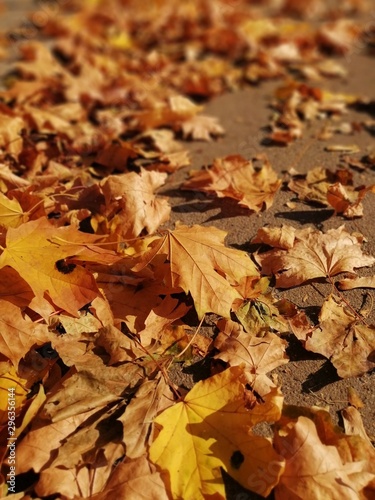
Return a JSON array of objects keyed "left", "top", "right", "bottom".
[
  {"left": 0, "top": 267, "right": 34, "bottom": 308},
  {"left": 90, "top": 456, "right": 169, "bottom": 500},
  {"left": 180, "top": 114, "right": 225, "bottom": 141},
  {"left": 325, "top": 144, "right": 360, "bottom": 153},
  {"left": 99, "top": 169, "right": 170, "bottom": 239},
  {"left": 253, "top": 225, "right": 375, "bottom": 288},
  {"left": 342, "top": 407, "right": 373, "bottom": 446},
  {"left": 121, "top": 374, "right": 174, "bottom": 459},
  {"left": 0, "top": 300, "right": 51, "bottom": 368},
  {"left": 138, "top": 296, "right": 190, "bottom": 348},
  {"left": 132, "top": 224, "right": 259, "bottom": 318},
  {"left": 347, "top": 387, "right": 364, "bottom": 409},
  {"left": 0, "top": 217, "right": 119, "bottom": 316},
  {"left": 288, "top": 166, "right": 354, "bottom": 204},
  {"left": 338, "top": 276, "right": 375, "bottom": 290},
  {"left": 134, "top": 95, "right": 202, "bottom": 131},
  {"left": 35, "top": 462, "right": 112, "bottom": 499},
  {"left": 50, "top": 411, "right": 125, "bottom": 469},
  {"left": 274, "top": 415, "right": 374, "bottom": 500},
  {"left": 327, "top": 183, "right": 375, "bottom": 218},
  {"left": 41, "top": 359, "right": 145, "bottom": 423},
  {"left": 0, "top": 113, "right": 25, "bottom": 158},
  {"left": 183, "top": 154, "right": 281, "bottom": 212},
  {"left": 305, "top": 295, "right": 375, "bottom": 378},
  {"left": 214, "top": 327, "right": 288, "bottom": 395},
  {"left": 15, "top": 406, "right": 100, "bottom": 475}
]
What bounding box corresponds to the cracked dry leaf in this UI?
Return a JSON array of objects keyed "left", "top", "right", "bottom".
[
  {"left": 253, "top": 225, "right": 375, "bottom": 288},
  {"left": 132, "top": 224, "right": 259, "bottom": 318},
  {"left": 327, "top": 183, "right": 375, "bottom": 218},
  {"left": 183, "top": 154, "right": 281, "bottom": 212},
  {"left": 149, "top": 366, "right": 284, "bottom": 499},
  {"left": 0, "top": 217, "right": 119, "bottom": 316},
  {"left": 274, "top": 416, "right": 374, "bottom": 500},
  {"left": 305, "top": 295, "right": 375, "bottom": 378}
]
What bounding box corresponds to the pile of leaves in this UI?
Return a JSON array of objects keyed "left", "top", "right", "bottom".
[{"left": 0, "top": 0, "right": 375, "bottom": 498}]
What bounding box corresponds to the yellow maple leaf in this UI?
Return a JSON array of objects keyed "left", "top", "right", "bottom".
[
  {"left": 0, "top": 192, "right": 27, "bottom": 228},
  {"left": 149, "top": 366, "right": 284, "bottom": 499}
]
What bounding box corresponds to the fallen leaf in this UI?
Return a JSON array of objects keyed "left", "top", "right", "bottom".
[
  {"left": 183, "top": 154, "right": 281, "bottom": 212},
  {"left": 214, "top": 326, "right": 288, "bottom": 395},
  {"left": 274, "top": 416, "right": 373, "bottom": 500},
  {"left": 121, "top": 375, "right": 174, "bottom": 459},
  {"left": 90, "top": 456, "right": 169, "bottom": 500},
  {"left": 181, "top": 114, "right": 225, "bottom": 141},
  {"left": 253, "top": 225, "right": 375, "bottom": 288},
  {"left": 0, "top": 192, "right": 28, "bottom": 228},
  {"left": 342, "top": 407, "right": 373, "bottom": 446},
  {"left": 99, "top": 169, "right": 171, "bottom": 239},
  {"left": 347, "top": 388, "right": 364, "bottom": 409},
  {"left": 305, "top": 295, "right": 375, "bottom": 377},
  {"left": 150, "top": 366, "right": 284, "bottom": 499},
  {"left": 0, "top": 217, "right": 119, "bottom": 316},
  {"left": 325, "top": 144, "right": 360, "bottom": 153},
  {"left": 132, "top": 224, "right": 259, "bottom": 318},
  {"left": 338, "top": 276, "right": 375, "bottom": 290},
  {"left": 0, "top": 300, "right": 51, "bottom": 368}
]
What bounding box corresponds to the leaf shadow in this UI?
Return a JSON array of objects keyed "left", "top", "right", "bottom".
[
  {"left": 301, "top": 360, "right": 340, "bottom": 393},
  {"left": 275, "top": 208, "right": 334, "bottom": 225},
  {"left": 172, "top": 196, "right": 251, "bottom": 220}
]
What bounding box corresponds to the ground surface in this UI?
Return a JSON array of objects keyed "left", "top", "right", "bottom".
[{"left": 0, "top": 1, "right": 375, "bottom": 499}]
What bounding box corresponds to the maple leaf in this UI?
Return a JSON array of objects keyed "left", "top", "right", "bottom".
[
  {"left": 214, "top": 322, "right": 289, "bottom": 395},
  {"left": 274, "top": 415, "right": 374, "bottom": 499},
  {"left": 183, "top": 154, "right": 281, "bottom": 212},
  {"left": 90, "top": 456, "right": 169, "bottom": 500},
  {"left": 180, "top": 114, "right": 225, "bottom": 141},
  {"left": 234, "top": 285, "right": 291, "bottom": 336},
  {"left": 0, "top": 218, "right": 119, "bottom": 316},
  {"left": 305, "top": 295, "right": 375, "bottom": 378},
  {"left": 132, "top": 224, "right": 259, "bottom": 318},
  {"left": 99, "top": 169, "right": 171, "bottom": 239},
  {"left": 121, "top": 375, "right": 174, "bottom": 459},
  {"left": 288, "top": 166, "right": 357, "bottom": 207},
  {"left": 150, "top": 366, "right": 284, "bottom": 499},
  {"left": 0, "top": 112, "right": 25, "bottom": 158},
  {"left": 0, "top": 300, "right": 51, "bottom": 368},
  {"left": 338, "top": 275, "right": 375, "bottom": 290},
  {"left": 0, "top": 192, "right": 28, "bottom": 228},
  {"left": 0, "top": 267, "right": 34, "bottom": 308},
  {"left": 0, "top": 366, "right": 29, "bottom": 427},
  {"left": 327, "top": 183, "right": 375, "bottom": 218},
  {"left": 253, "top": 225, "right": 375, "bottom": 288}
]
